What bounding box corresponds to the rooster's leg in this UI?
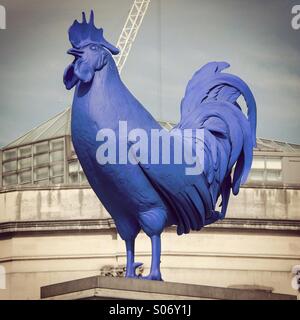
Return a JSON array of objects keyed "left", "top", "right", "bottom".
[
  {"left": 138, "top": 208, "right": 166, "bottom": 281},
  {"left": 141, "top": 234, "right": 163, "bottom": 281},
  {"left": 125, "top": 239, "right": 143, "bottom": 278}
]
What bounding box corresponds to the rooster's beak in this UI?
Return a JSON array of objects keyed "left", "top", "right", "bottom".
[{"left": 67, "top": 48, "right": 84, "bottom": 58}]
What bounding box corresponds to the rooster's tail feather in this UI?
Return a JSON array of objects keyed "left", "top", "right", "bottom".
[
  {"left": 179, "top": 61, "right": 257, "bottom": 147},
  {"left": 178, "top": 61, "right": 257, "bottom": 210}
]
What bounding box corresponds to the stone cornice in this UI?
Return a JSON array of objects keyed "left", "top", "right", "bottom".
[
  {"left": 0, "top": 218, "right": 299, "bottom": 238},
  {"left": 1, "top": 184, "right": 300, "bottom": 194}
]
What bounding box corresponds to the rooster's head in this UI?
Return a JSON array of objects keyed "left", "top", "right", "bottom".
[{"left": 64, "top": 10, "right": 119, "bottom": 90}]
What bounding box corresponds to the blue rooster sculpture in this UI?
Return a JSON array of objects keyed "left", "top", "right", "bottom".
[{"left": 64, "top": 11, "right": 257, "bottom": 281}]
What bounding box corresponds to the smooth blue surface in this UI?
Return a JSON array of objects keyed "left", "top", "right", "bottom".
[{"left": 64, "top": 11, "right": 257, "bottom": 281}]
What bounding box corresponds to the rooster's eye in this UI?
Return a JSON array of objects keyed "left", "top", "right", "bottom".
[{"left": 90, "top": 44, "right": 98, "bottom": 51}]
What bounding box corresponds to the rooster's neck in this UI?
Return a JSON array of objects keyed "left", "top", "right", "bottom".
[
  {"left": 74, "top": 57, "right": 123, "bottom": 106},
  {"left": 96, "top": 58, "right": 121, "bottom": 84},
  {"left": 72, "top": 55, "right": 159, "bottom": 134},
  {"left": 72, "top": 57, "right": 131, "bottom": 127}
]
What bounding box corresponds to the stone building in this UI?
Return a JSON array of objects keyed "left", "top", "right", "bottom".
[{"left": 0, "top": 108, "right": 299, "bottom": 299}]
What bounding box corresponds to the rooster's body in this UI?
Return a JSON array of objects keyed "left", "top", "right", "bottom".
[{"left": 64, "top": 12, "right": 256, "bottom": 280}]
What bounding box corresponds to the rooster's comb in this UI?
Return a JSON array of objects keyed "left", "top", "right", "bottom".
[{"left": 68, "top": 10, "right": 119, "bottom": 55}]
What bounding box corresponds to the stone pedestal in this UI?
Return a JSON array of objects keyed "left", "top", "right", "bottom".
[{"left": 41, "top": 276, "right": 296, "bottom": 300}]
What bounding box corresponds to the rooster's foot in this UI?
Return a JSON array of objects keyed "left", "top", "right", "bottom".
[
  {"left": 139, "top": 272, "right": 163, "bottom": 281},
  {"left": 125, "top": 262, "right": 143, "bottom": 278}
]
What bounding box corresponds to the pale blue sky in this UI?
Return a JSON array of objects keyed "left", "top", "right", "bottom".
[{"left": 0, "top": 0, "right": 299, "bottom": 146}]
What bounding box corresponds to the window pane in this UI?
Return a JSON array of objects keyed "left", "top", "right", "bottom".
[
  {"left": 3, "top": 174, "right": 17, "bottom": 186},
  {"left": 69, "top": 161, "right": 78, "bottom": 173},
  {"left": 3, "top": 160, "right": 17, "bottom": 172},
  {"left": 266, "top": 170, "right": 282, "bottom": 182},
  {"left": 34, "top": 142, "right": 49, "bottom": 154},
  {"left": 51, "top": 163, "right": 64, "bottom": 177},
  {"left": 19, "top": 157, "right": 32, "bottom": 170},
  {"left": 248, "top": 169, "right": 264, "bottom": 182},
  {"left": 69, "top": 172, "right": 79, "bottom": 184},
  {"left": 266, "top": 158, "right": 282, "bottom": 170},
  {"left": 19, "top": 170, "right": 31, "bottom": 184},
  {"left": 50, "top": 150, "right": 64, "bottom": 162},
  {"left": 50, "top": 139, "right": 64, "bottom": 151},
  {"left": 3, "top": 149, "right": 17, "bottom": 161},
  {"left": 34, "top": 153, "right": 49, "bottom": 166},
  {"left": 19, "top": 147, "right": 31, "bottom": 158},
  {"left": 51, "top": 176, "right": 64, "bottom": 184},
  {"left": 251, "top": 157, "right": 265, "bottom": 169},
  {"left": 34, "top": 167, "right": 49, "bottom": 181},
  {"left": 35, "top": 179, "right": 49, "bottom": 186}
]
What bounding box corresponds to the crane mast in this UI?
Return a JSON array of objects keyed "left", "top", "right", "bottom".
[{"left": 114, "top": 0, "right": 151, "bottom": 73}]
